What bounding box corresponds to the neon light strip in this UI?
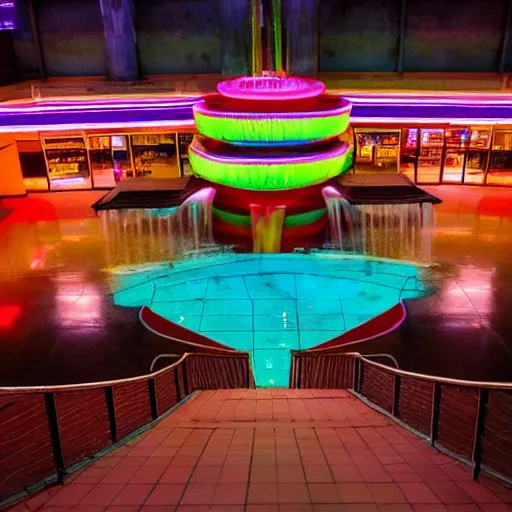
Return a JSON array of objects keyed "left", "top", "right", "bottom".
[
  {"left": 0, "top": 119, "right": 195, "bottom": 134},
  {"left": 189, "top": 141, "right": 353, "bottom": 190}
]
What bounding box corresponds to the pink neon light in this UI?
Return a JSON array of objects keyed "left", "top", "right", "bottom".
[
  {"left": 194, "top": 98, "right": 352, "bottom": 120},
  {"left": 217, "top": 76, "right": 326, "bottom": 101},
  {"left": 183, "top": 187, "right": 216, "bottom": 205},
  {"left": 190, "top": 139, "right": 350, "bottom": 165},
  {"left": 321, "top": 185, "right": 343, "bottom": 200},
  {"left": 0, "top": 97, "right": 199, "bottom": 113}
]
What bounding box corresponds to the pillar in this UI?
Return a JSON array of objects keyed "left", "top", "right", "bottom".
[
  {"left": 220, "top": 0, "right": 251, "bottom": 76},
  {"left": 99, "top": 0, "right": 138, "bottom": 81},
  {"left": 283, "top": 0, "right": 320, "bottom": 76},
  {"left": 0, "top": 134, "right": 26, "bottom": 196}
]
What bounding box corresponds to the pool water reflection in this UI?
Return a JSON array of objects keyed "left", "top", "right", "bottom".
[{"left": 111, "top": 253, "right": 428, "bottom": 386}]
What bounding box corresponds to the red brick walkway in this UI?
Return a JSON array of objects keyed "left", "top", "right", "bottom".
[{"left": 12, "top": 390, "right": 512, "bottom": 511}]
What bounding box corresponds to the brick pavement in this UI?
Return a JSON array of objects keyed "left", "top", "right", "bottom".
[{"left": 10, "top": 389, "right": 512, "bottom": 511}]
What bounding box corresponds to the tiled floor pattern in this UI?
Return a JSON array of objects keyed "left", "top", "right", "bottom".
[{"left": 11, "top": 389, "right": 512, "bottom": 512}]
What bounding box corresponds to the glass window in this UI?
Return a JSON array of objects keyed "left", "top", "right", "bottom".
[
  {"left": 178, "top": 133, "right": 194, "bottom": 176},
  {"left": 400, "top": 128, "right": 417, "bottom": 182},
  {"left": 42, "top": 137, "right": 91, "bottom": 190},
  {"left": 131, "top": 133, "right": 179, "bottom": 179},
  {"left": 417, "top": 128, "right": 443, "bottom": 184},
  {"left": 89, "top": 136, "right": 116, "bottom": 188},
  {"left": 487, "top": 129, "right": 512, "bottom": 185},
  {"left": 442, "top": 128, "right": 469, "bottom": 184},
  {"left": 464, "top": 127, "right": 491, "bottom": 185},
  {"left": 354, "top": 130, "right": 400, "bottom": 173}
]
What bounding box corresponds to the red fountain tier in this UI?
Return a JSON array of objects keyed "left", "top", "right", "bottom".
[{"left": 189, "top": 76, "right": 353, "bottom": 252}]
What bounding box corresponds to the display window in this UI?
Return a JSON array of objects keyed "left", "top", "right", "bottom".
[
  {"left": 464, "top": 127, "right": 491, "bottom": 185},
  {"left": 42, "top": 136, "right": 91, "bottom": 190},
  {"left": 131, "top": 133, "right": 179, "bottom": 179},
  {"left": 354, "top": 129, "right": 400, "bottom": 173},
  {"left": 89, "top": 136, "right": 116, "bottom": 188},
  {"left": 178, "top": 133, "right": 194, "bottom": 176},
  {"left": 487, "top": 129, "right": 512, "bottom": 185}
]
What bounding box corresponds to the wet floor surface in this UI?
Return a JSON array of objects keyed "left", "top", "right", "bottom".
[{"left": 0, "top": 186, "right": 512, "bottom": 386}]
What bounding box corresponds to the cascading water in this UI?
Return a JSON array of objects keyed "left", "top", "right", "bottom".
[
  {"left": 99, "top": 188, "right": 216, "bottom": 266},
  {"left": 323, "top": 186, "right": 434, "bottom": 262}
]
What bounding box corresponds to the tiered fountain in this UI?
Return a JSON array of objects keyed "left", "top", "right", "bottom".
[{"left": 189, "top": 76, "right": 354, "bottom": 252}]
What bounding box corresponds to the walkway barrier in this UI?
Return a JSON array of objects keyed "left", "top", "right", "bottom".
[
  {"left": 290, "top": 351, "right": 512, "bottom": 484},
  {"left": 0, "top": 352, "right": 254, "bottom": 502}
]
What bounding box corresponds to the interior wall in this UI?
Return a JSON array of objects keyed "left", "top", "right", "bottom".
[
  {"left": 403, "top": 0, "right": 507, "bottom": 72},
  {"left": 134, "top": 0, "right": 221, "bottom": 75},
  {"left": 320, "top": 0, "right": 400, "bottom": 72},
  {"left": 34, "top": 0, "right": 108, "bottom": 77}
]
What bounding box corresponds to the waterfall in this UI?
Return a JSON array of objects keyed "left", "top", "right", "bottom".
[
  {"left": 99, "top": 187, "right": 216, "bottom": 266},
  {"left": 322, "top": 187, "right": 434, "bottom": 262}
]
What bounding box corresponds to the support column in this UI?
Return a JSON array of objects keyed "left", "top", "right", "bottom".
[
  {"left": 220, "top": 0, "right": 251, "bottom": 76},
  {"left": 283, "top": 0, "right": 320, "bottom": 76},
  {"left": 0, "top": 134, "right": 26, "bottom": 197},
  {"left": 99, "top": 0, "right": 138, "bottom": 81}
]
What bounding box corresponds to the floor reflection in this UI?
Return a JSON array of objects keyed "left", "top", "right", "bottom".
[{"left": 0, "top": 186, "right": 511, "bottom": 385}]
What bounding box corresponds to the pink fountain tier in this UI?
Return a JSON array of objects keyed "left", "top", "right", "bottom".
[{"left": 189, "top": 76, "right": 354, "bottom": 252}]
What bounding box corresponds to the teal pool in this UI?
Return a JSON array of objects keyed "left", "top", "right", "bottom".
[{"left": 111, "top": 252, "right": 429, "bottom": 387}]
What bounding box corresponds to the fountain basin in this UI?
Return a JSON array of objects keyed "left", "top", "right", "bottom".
[
  {"left": 217, "top": 76, "right": 326, "bottom": 101},
  {"left": 193, "top": 94, "right": 351, "bottom": 145},
  {"left": 111, "top": 253, "right": 429, "bottom": 387},
  {"left": 189, "top": 137, "right": 352, "bottom": 190}
]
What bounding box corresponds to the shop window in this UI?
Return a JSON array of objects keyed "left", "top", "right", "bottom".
[
  {"left": 178, "top": 133, "right": 194, "bottom": 176},
  {"left": 354, "top": 130, "right": 400, "bottom": 173},
  {"left": 89, "top": 136, "right": 116, "bottom": 188},
  {"left": 417, "top": 128, "right": 443, "bottom": 184},
  {"left": 488, "top": 130, "right": 512, "bottom": 186},
  {"left": 464, "top": 128, "right": 490, "bottom": 185},
  {"left": 442, "top": 128, "right": 469, "bottom": 184},
  {"left": 400, "top": 128, "right": 417, "bottom": 182},
  {"left": 42, "top": 136, "right": 91, "bottom": 190},
  {"left": 131, "top": 133, "right": 179, "bottom": 179}
]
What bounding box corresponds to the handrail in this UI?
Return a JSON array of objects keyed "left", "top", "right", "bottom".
[
  {"left": 0, "top": 350, "right": 252, "bottom": 394},
  {"left": 361, "top": 353, "right": 399, "bottom": 369},
  {"left": 290, "top": 349, "right": 512, "bottom": 485},
  {"left": 0, "top": 350, "right": 254, "bottom": 503},
  {"left": 150, "top": 354, "right": 180, "bottom": 373},
  {"left": 293, "top": 351, "right": 512, "bottom": 390}
]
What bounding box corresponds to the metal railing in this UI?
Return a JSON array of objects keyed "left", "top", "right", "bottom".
[
  {"left": 290, "top": 351, "right": 512, "bottom": 484},
  {"left": 0, "top": 351, "right": 254, "bottom": 503}
]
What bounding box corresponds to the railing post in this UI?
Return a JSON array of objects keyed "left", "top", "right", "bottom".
[
  {"left": 392, "top": 375, "right": 401, "bottom": 417},
  {"left": 356, "top": 359, "right": 365, "bottom": 394},
  {"left": 245, "top": 356, "right": 251, "bottom": 389},
  {"left": 44, "top": 392, "right": 65, "bottom": 483},
  {"left": 182, "top": 358, "right": 190, "bottom": 396},
  {"left": 296, "top": 356, "right": 303, "bottom": 389},
  {"left": 148, "top": 378, "right": 158, "bottom": 420},
  {"left": 472, "top": 387, "right": 489, "bottom": 481},
  {"left": 352, "top": 357, "right": 360, "bottom": 392},
  {"left": 430, "top": 382, "right": 442, "bottom": 447},
  {"left": 174, "top": 366, "right": 182, "bottom": 402},
  {"left": 105, "top": 386, "right": 117, "bottom": 443}
]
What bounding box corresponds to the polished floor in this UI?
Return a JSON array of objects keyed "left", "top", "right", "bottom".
[
  {"left": 0, "top": 185, "right": 512, "bottom": 386},
  {"left": 10, "top": 389, "right": 512, "bottom": 511}
]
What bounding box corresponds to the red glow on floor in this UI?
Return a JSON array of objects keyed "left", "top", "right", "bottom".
[{"left": 0, "top": 305, "right": 21, "bottom": 328}]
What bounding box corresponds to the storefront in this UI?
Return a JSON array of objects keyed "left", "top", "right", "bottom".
[
  {"left": 354, "top": 125, "right": 510, "bottom": 186},
  {"left": 16, "top": 129, "right": 194, "bottom": 193},
  {"left": 9, "top": 122, "right": 512, "bottom": 195}
]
